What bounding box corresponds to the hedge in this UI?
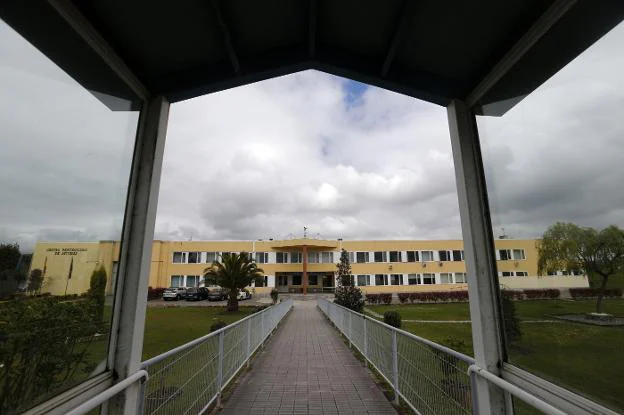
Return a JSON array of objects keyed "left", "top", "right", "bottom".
[
  {"left": 147, "top": 286, "right": 166, "bottom": 300},
  {"left": 522, "top": 289, "right": 560, "bottom": 299},
  {"left": 397, "top": 293, "right": 410, "bottom": 304},
  {"left": 569, "top": 288, "right": 623, "bottom": 299}
]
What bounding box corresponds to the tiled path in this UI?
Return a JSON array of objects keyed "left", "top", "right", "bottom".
[{"left": 219, "top": 300, "right": 396, "bottom": 414}]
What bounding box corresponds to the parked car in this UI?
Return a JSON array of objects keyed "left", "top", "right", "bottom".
[
  {"left": 185, "top": 287, "right": 209, "bottom": 301},
  {"left": 207, "top": 288, "right": 228, "bottom": 301},
  {"left": 163, "top": 287, "right": 186, "bottom": 301},
  {"left": 237, "top": 289, "right": 252, "bottom": 300}
]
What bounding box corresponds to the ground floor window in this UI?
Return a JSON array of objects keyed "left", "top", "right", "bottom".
[
  {"left": 171, "top": 275, "right": 183, "bottom": 287},
  {"left": 454, "top": 272, "right": 467, "bottom": 283},
  {"left": 185, "top": 275, "right": 200, "bottom": 287},
  {"left": 440, "top": 273, "right": 453, "bottom": 284},
  {"left": 357, "top": 275, "right": 369, "bottom": 286},
  {"left": 515, "top": 271, "right": 528, "bottom": 277},
  {"left": 420, "top": 273, "right": 435, "bottom": 285},
  {"left": 500, "top": 271, "right": 514, "bottom": 277},
  {"left": 408, "top": 274, "right": 418, "bottom": 285},
  {"left": 375, "top": 274, "right": 387, "bottom": 286},
  {"left": 390, "top": 274, "right": 403, "bottom": 285},
  {"left": 308, "top": 274, "right": 318, "bottom": 285},
  {"left": 292, "top": 274, "right": 302, "bottom": 285}
]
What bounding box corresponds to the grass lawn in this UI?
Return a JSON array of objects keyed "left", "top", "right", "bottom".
[
  {"left": 370, "top": 299, "right": 624, "bottom": 412},
  {"left": 142, "top": 306, "right": 255, "bottom": 360}
]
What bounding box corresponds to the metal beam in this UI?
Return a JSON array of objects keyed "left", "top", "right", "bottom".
[
  {"left": 211, "top": 0, "right": 241, "bottom": 75},
  {"left": 107, "top": 96, "right": 170, "bottom": 414},
  {"left": 466, "top": 0, "right": 576, "bottom": 107},
  {"left": 447, "top": 99, "right": 509, "bottom": 414},
  {"left": 47, "top": 0, "right": 150, "bottom": 101},
  {"left": 381, "top": 0, "right": 413, "bottom": 78},
  {"left": 308, "top": 0, "right": 317, "bottom": 58}
]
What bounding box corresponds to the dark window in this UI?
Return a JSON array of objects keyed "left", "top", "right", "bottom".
[
  {"left": 276, "top": 252, "right": 287, "bottom": 263},
  {"left": 390, "top": 274, "right": 403, "bottom": 285},
  {"left": 374, "top": 251, "right": 387, "bottom": 262},
  {"left": 356, "top": 252, "right": 369, "bottom": 263},
  {"left": 357, "top": 275, "right": 369, "bottom": 286},
  {"left": 389, "top": 251, "right": 402, "bottom": 262},
  {"left": 408, "top": 274, "right": 418, "bottom": 285},
  {"left": 499, "top": 249, "right": 511, "bottom": 260},
  {"left": 452, "top": 250, "right": 464, "bottom": 261},
  {"left": 375, "top": 274, "right": 387, "bottom": 286},
  {"left": 406, "top": 251, "right": 419, "bottom": 262},
  {"left": 309, "top": 274, "right": 318, "bottom": 285},
  {"left": 438, "top": 250, "right": 450, "bottom": 261},
  {"left": 188, "top": 252, "right": 200, "bottom": 263},
  {"left": 292, "top": 275, "right": 302, "bottom": 285}
]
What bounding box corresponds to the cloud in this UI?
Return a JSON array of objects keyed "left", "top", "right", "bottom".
[{"left": 2, "top": 19, "right": 624, "bottom": 252}]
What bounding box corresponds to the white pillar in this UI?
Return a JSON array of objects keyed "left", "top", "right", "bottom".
[
  {"left": 448, "top": 99, "right": 509, "bottom": 414},
  {"left": 108, "top": 96, "right": 170, "bottom": 414}
]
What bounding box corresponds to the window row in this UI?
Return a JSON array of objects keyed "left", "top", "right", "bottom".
[
  {"left": 171, "top": 251, "right": 335, "bottom": 264},
  {"left": 170, "top": 275, "right": 201, "bottom": 287},
  {"left": 348, "top": 250, "right": 466, "bottom": 264},
  {"left": 498, "top": 271, "right": 529, "bottom": 277},
  {"left": 354, "top": 272, "right": 468, "bottom": 286},
  {"left": 496, "top": 249, "right": 526, "bottom": 261}
]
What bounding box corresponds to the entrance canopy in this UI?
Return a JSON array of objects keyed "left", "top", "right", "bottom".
[{"left": 2, "top": 1, "right": 623, "bottom": 114}]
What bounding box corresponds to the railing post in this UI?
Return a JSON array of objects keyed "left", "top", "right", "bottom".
[
  {"left": 363, "top": 316, "right": 368, "bottom": 367},
  {"left": 137, "top": 375, "right": 147, "bottom": 415},
  {"left": 470, "top": 368, "right": 480, "bottom": 415},
  {"left": 246, "top": 317, "right": 252, "bottom": 369},
  {"left": 217, "top": 330, "right": 224, "bottom": 407},
  {"left": 392, "top": 330, "right": 400, "bottom": 406}
]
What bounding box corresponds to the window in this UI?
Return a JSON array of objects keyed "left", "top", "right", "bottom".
[
  {"left": 374, "top": 251, "right": 387, "bottom": 262},
  {"left": 308, "top": 252, "right": 319, "bottom": 263},
  {"left": 452, "top": 250, "right": 464, "bottom": 261},
  {"left": 255, "top": 252, "right": 268, "bottom": 264},
  {"left": 357, "top": 275, "right": 369, "bottom": 286},
  {"left": 348, "top": 252, "right": 355, "bottom": 264},
  {"left": 500, "top": 271, "right": 513, "bottom": 277},
  {"left": 171, "top": 275, "right": 183, "bottom": 287},
  {"left": 309, "top": 274, "right": 318, "bottom": 285},
  {"left": 205, "top": 251, "right": 219, "bottom": 263},
  {"left": 454, "top": 272, "right": 467, "bottom": 283},
  {"left": 290, "top": 252, "right": 302, "bottom": 263},
  {"left": 172, "top": 251, "right": 187, "bottom": 263},
  {"left": 390, "top": 274, "right": 403, "bottom": 285},
  {"left": 438, "top": 250, "right": 451, "bottom": 261},
  {"left": 408, "top": 274, "right": 419, "bottom": 285},
  {"left": 421, "top": 251, "right": 434, "bottom": 262},
  {"left": 513, "top": 249, "right": 526, "bottom": 260},
  {"left": 276, "top": 252, "right": 288, "bottom": 263},
  {"left": 375, "top": 274, "right": 387, "bottom": 286},
  {"left": 498, "top": 249, "right": 512, "bottom": 261},
  {"left": 440, "top": 273, "right": 453, "bottom": 284},
  {"left": 515, "top": 271, "right": 528, "bottom": 277},
  {"left": 187, "top": 252, "right": 200, "bottom": 263},
  {"left": 420, "top": 273, "right": 435, "bottom": 285},
  {"left": 292, "top": 275, "right": 302, "bottom": 285},
  {"left": 321, "top": 251, "right": 334, "bottom": 263},
  {"left": 185, "top": 275, "right": 200, "bottom": 287},
  {"left": 389, "top": 251, "right": 402, "bottom": 262},
  {"left": 356, "top": 252, "right": 369, "bottom": 263},
  {"left": 406, "top": 251, "right": 419, "bottom": 262}
]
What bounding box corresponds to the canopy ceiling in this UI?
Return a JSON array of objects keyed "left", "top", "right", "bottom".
[{"left": 1, "top": 0, "right": 623, "bottom": 114}]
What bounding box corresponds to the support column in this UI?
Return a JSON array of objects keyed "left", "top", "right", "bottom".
[
  {"left": 108, "top": 96, "right": 170, "bottom": 414},
  {"left": 302, "top": 246, "right": 308, "bottom": 295},
  {"left": 447, "top": 99, "right": 510, "bottom": 414}
]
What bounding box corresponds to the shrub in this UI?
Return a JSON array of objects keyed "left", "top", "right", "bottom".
[
  {"left": 380, "top": 293, "right": 392, "bottom": 305},
  {"left": 210, "top": 320, "right": 228, "bottom": 332},
  {"left": 397, "top": 292, "right": 410, "bottom": 304},
  {"left": 365, "top": 293, "right": 379, "bottom": 304},
  {"left": 409, "top": 292, "right": 418, "bottom": 304},
  {"left": 270, "top": 288, "right": 279, "bottom": 304},
  {"left": 569, "top": 287, "right": 623, "bottom": 299},
  {"left": 501, "top": 290, "right": 524, "bottom": 301},
  {"left": 523, "top": 289, "right": 560, "bottom": 299},
  {"left": 334, "top": 286, "right": 365, "bottom": 312},
  {"left": 383, "top": 311, "right": 402, "bottom": 328},
  {"left": 147, "top": 287, "right": 166, "bottom": 300}
]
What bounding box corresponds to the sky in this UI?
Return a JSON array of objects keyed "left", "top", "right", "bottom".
[{"left": 1, "top": 19, "right": 624, "bottom": 252}]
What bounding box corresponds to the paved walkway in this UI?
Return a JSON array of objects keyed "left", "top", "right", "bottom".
[{"left": 219, "top": 300, "right": 396, "bottom": 415}]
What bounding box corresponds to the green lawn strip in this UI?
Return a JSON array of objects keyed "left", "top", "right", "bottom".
[{"left": 142, "top": 306, "right": 254, "bottom": 360}]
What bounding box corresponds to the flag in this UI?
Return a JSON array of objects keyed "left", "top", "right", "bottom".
[
  {"left": 43, "top": 256, "right": 47, "bottom": 276},
  {"left": 67, "top": 257, "right": 73, "bottom": 280}
]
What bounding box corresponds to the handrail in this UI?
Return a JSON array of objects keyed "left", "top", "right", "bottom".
[
  {"left": 468, "top": 365, "right": 567, "bottom": 415},
  {"left": 65, "top": 370, "right": 148, "bottom": 415}
]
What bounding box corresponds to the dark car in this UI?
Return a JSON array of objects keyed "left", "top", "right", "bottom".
[
  {"left": 185, "top": 287, "right": 209, "bottom": 301},
  {"left": 207, "top": 288, "right": 228, "bottom": 301}
]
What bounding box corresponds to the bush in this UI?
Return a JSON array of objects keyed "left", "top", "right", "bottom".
[
  {"left": 365, "top": 293, "right": 379, "bottom": 304},
  {"left": 270, "top": 288, "right": 279, "bottom": 304},
  {"left": 523, "top": 289, "right": 560, "bottom": 299},
  {"left": 397, "top": 292, "right": 410, "bottom": 304},
  {"left": 334, "top": 286, "right": 365, "bottom": 312},
  {"left": 402, "top": 291, "right": 469, "bottom": 303},
  {"left": 210, "top": 320, "right": 228, "bottom": 332},
  {"left": 147, "top": 286, "right": 166, "bottom": 300},
  {"left": 501, "top": 290, "right": 524, "bottom": 301},
  {"left": 569, "top": 287, "right": 623, "bottom": 299},
  {"left": 383, "top": 311, "right": 402, "bottom": 328},
  {"left": 380, "top": 293, "right": 392, "bottom": 305}
]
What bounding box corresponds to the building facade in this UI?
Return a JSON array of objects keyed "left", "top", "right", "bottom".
[{"left": 29, "top": 238, "right": 588, "bottom": 296}]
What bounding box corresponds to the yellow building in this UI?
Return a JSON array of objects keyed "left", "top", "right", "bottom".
[{"left": 30, "top": 238, "right": 588, "bottom": 296}]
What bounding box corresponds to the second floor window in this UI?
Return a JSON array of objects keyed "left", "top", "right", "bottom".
[
  {"left": 406, "top": 251, "right": 419, "bottom": 262},
  {"left": 172, "top": 252, "right": 186, "bottom": 264},
  {"left": 276, "top": 252, "right": 288, "bottom": 263},
  {"left": 187, "top": 252, "right": 200, "bottom": 263},
  {"left": 374, "top": 251, "right": 387, "bottom": 263},
  {"left": 389, "top": 251, "right": 402, "bottom": 262},
  {"left": 356, "top": 252, "right": 369, "bottom": 263}
]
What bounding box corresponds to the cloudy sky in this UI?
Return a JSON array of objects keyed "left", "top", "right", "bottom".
[{"left": 1, "top": 19, "right": 624, "bottom": 252}]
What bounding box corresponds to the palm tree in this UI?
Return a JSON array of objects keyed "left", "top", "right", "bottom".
[{"left": 203, "top": 252, "right": 264, "bottom": 312}]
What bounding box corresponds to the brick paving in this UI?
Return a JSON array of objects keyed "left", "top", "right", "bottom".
[{"left": 218, "top": 300, "right": 396, "bottom": 415}]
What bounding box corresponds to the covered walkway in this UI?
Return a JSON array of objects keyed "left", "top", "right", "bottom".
[{"left": 219, "top": 300, "right": 396, "bottom": 415}]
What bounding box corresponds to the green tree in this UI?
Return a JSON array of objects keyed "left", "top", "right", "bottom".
[
  {"left": 87, "top": 266, "right": 107, "bottom": 324},
  {"left": 334, "top": 249, "right": 364, "bottom": 312},
  {"left": 203, "top": 252, "right": 264, "bottom": 312},
  {"left": 28, "top": 268, "right": 44, "bottom": 294},
  {"left": 538, "top": 222, "right": 624, "bottom": 314},
  {"left": 0, "top": 243, "right": 22, "bottom": 297}
]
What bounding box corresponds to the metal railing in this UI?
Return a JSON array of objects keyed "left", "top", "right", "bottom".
[
  {"left": 139, "top": 298, "right": 293, "bottom": 414},
  {"left": 318, "top": 298, "right": 475, "bottom": 415}
]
